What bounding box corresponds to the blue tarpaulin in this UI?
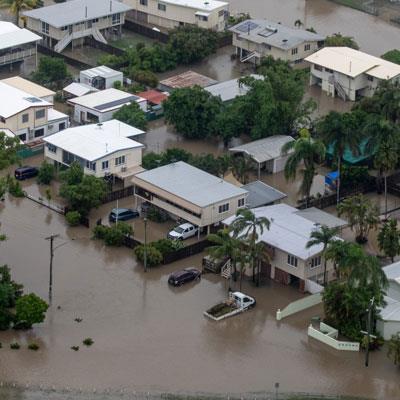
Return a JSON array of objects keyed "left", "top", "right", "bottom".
[{"left": 325, "top": 171, "right": 339, "bottom": 190}]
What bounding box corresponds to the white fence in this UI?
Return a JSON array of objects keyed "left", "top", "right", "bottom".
[
  {"left": 308, "top": 322, "right": 360, "bottom": 351},
  {"left": 276, "top": 293, "right": 322, "bottom": 320},
  {"left": 305, "top": 279, "right": 324, "bottom": 294}
]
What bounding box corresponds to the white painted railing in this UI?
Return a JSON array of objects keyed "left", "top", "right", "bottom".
[
  {"left": 308, "top": 322, "right": 360, "bottom": 351},
  {"left": 305, "top": 279, "right": 324, "bottom": 294},
  {"left": 276, "top": 293, "right": 322, "bottom": 320},
  {"left": 0, "top": 48, "right": 35, "bottom": 65},
  {"left": 55, "top": 27, "right": 107, "bottom": 53},
  {"left": 220, "top": 259, "right": 232, "bottom": 279}
]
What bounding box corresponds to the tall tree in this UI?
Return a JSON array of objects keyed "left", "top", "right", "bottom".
[
  {"left": 378, "top": 219, "right": 400, "bottom": 262},
  {"left": 207, "top": 228, "right": 242, "bottom": 283},
  {"left": 317, "top": 111, "right": 363, "bottom": 204},
  {"left": 282, "top": 129, "right": 325, "bottom": 207},
  {"left": 306, "top": 225, "right": 339, "bottom": 285},
  {"left": 0, "top": 131, "right": 22, "bottom": 170},
  {"left": 337, "top": 194, "right": 379, "bottom": 244},
  {"left": 0, "top": 0, "right": 38, "bottom": 24},
  {"left": 231, "top": 208, "right": 270, "bottom": 284},
  {"left": 113, "top": 102, "right": 147, "bottom": 131}
]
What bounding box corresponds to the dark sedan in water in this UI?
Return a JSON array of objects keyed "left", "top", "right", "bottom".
[{"left": 168, "top": 268, "right": 201, "bottom": 286}]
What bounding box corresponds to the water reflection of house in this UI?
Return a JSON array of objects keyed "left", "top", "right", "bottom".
[
  {"left": 229, "top": 135, "right": 295, "bottom": 179},
  {"left": 22, "top": 0, "right": 132, "bottom": 53},
  {"left": 223, "top": 204, "right": 347, "bottom": 290},
  {"left": 68, "top": 88, "right": 147, "bottom": 124},
  {"left": 43, "top": 120, "right": 144, "bottom": 184}
]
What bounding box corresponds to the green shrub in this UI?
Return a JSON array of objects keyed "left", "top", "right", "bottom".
[
  {"left": 28, "top": 342, "right": 40, "bottom": 351},
  {"left": 8, "top": 178, "right": 24, "bottom": 197},
  {"left": 65, "top": 211, "right": 81, "bottom": 226},
  {"left": 15, "top": 293, "right": 49, "bottom": 329},
  {"left": 82, "top": 337, "right": 94, "bottom": 346},
  {"left": 92, "top": 223, "right": 133, "bottom": 246},
  {"left": 10, "top": 342, "right": 20, "bottom": 349},
  {"left": 37, "top": 160, "right": 55, "bottom": 185},
  {"left": 134, "top": 244, "right": 163, "bottom": 267},
  {"left": 131, "top": 69, "right": 159, "bottom": 88},
  {"left": 71, "top": 345, "right": 79, "bottom": 351},
  {"left": 152, "top": 238, "right": 183, "bottom": 256}
]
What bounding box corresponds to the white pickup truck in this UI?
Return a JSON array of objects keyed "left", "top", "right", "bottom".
[{"left": 204, "top": 291, "right": 256, "bottom": 321}]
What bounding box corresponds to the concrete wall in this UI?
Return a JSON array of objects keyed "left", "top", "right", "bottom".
[
  {"left": 276, "top": 293, "right": 322, "bottom": 320},
  {"left": 124, "top": 0, "right": 228, "bottom": 31},
  {"left": 377, "top": 319, "right": 400, "bottom": 341},
  {"left": 308, "top": 323, "right": 360, "bottom": 351}
]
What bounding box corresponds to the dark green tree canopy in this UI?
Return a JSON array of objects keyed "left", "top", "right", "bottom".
[
  {"left": 381, "top": 49, "right": 400, "bottom": 65},
  {"left": 324, "top": 33, "right": 359, "bottom": 49},
  {"left": 113, "top": 102, "right": 147, "bottom": 131}
]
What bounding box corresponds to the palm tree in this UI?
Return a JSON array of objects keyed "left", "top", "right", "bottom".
[
  {"left": 282, "top": 129, "right": 325, "bottom": 208},
  {"left": 207, "top": 228, "right": 241, "bottom": 283},
  {"left": 231, "top": 156, "right": 252, "bottom": 184},
  {"left": 306, "top": 225, "right": 339, "bottom": 286},
  {"left": 0, "top": 0, "right": 39, "bottom": 24},
  {"left": 317, "top": 111, "right": 362, "bottom": 204},
  {"left": 325, "top": 240, "right": 361, "bottom": 280},
  {"left": 364, "top": 118, "right": 400, "bottom": 215},
  {"left": 231, "top": 208, "right": 270, "bottom": 285}
]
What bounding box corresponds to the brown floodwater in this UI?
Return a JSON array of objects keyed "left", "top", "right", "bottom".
[{"left": 1, "top": 195, "right": 400, "bottom": 399}]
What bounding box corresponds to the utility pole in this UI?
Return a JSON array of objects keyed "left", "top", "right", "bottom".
[
  {"left": 144, "top": 217, "right": 147, "bottom": 272},
  {"left": 45, "top": 234, "right": 59, "bottom": 305},
  {"left": 361, "top": 297, "right": 376, "bottom": 367}
]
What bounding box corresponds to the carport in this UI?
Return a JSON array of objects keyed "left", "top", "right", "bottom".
[{"left": 229, "top": 135, "right": 295, "bottom": 179}]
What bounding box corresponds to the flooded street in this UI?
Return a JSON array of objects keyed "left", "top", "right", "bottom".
[{"left": 0, "top": 195, "right": 400, "bottom": 399}]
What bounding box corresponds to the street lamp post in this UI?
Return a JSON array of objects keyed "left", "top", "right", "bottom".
[
  {"left": 144, "top": 217, "right": 148, "bottom": 272},
  {"left": 45, "top": 234, "right": 60, "bottom": 305}
]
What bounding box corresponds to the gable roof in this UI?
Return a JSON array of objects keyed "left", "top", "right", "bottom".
[
  {"left": 229, "top": 135, "right": 294, "bottom": 163},
  {"left": 23, "top": 0, "right": 132, "bottom": 28},
  {"left": 0, "top": 21, "right": 40, "bottom": 51},
  {"left": 68, "top": 88, "right": 146, "bottom": 113},
  {"left": 305, "top": 47, "right": 400, "bottom": 79},
  {"left": 229, "top": 19, "right": 325, "bottom": 50},
  {"left": 133, "top": 161, "right": 248, "bottom": 208},
  {"left": 223, "top": 204, "right": 341, "bottom": 259},
  {"left": 80, "top": 65, "right": 122, "bottom": 79},
  {"left": 43, "top": 120, "right": 144, "bottom": 162},
  {"left": 0, "top": 82, "right": 52, "bottom": 119},
  {"left": 2, "top": 77, "right": 55, "bottom": 99}
]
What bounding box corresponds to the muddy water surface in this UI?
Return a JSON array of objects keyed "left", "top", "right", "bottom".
[{"left": 0, "top": 197, "right": 400, "bottom": 399}]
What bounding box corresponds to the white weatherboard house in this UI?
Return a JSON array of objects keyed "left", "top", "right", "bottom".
[
  {"left": 0, "top": 21, "right": 40, "bottom": 68},
  {"left": 229, "top": 19, "right": 325, "bottom": 64},
  {"left": 229, "top": 135, "right": 294, "bottom": 178},
  {"left": 23, "top": 0, "right": 132, "bottom": 53},
  {"left": 68, "top": 88, "right": 147, "bottom": 124},
  {"left": 124, "top": 0, "right": 229, "bottom": 32},
  {"left": 223, "top": 204, "right": 347, "bottom": 290},
  {"left": 305, "top": 47, "right": 400, "bottom": 101},
  {"left": 80, "top": 65, "right": 123, "bottom": 90},
  {"left": 377, "top": 262, "right": 400, "bottom": 340},
  {"left": 0, "top": 81, "right": 69, "bottom": 143},
  {"left": 43, "top": 120, "right": 144, "bottom": 181},
  {"left": 2, "top": 76, "right": 55, "bottom": 103},
  {"left": 131, "top": 161, "right": 248, "bottom": 232}
]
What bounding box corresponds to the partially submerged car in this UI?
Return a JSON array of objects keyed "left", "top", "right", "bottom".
[{"left": 168, "top": 268, "right": 201, "bottom": 286}]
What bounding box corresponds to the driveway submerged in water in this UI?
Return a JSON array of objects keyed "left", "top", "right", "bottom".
[{"left": 0, "top": 197, "right": 399, "bottom": 399}]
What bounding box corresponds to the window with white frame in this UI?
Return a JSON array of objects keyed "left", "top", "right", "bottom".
[
  {"left": 158, "top": 3, "right": 166, "bottom": 11},
  {"left": 140, "top": 0, "right": 148, "bottom": 5},
  {"left": 238, "top": 198, "right": 245, "bottom": 207},
  {"left": 102, "top": 160, "right": 109, "bottom": 170},
  {"left": 41, "top": 22, "right": 49, "bottom": 34},
  {"left": 218, "top": 203, "right": 229, "bottom": 213},
  {"left": 112, "top": 13, "right": 121, "bottom": 25},
  {"left": 86, "top": 161, "right": 96, "bottom": 171},
  {"left": 310, "top": 256, "right": 322, "bottom": 269},
  {"left": 291, "top": 47, "right": 298, "bottom": 55},
  {"left": 287, "top": 254, "right": 298, "bottom": 267},
  {"left": 304, "top": 43, "right": 311, "bottom": 51},
  {"left": 115, "top": 155, "right": 126, "bottom": 166},
  {"left": 196, "top": 15, "right": 208, "bottom": 21},
  {"left": 22, "top": 113, "right": 29, "bottom": 123}
]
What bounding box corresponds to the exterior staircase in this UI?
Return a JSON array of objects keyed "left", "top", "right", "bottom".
[
  {"left": 240, "top": 51, "right": 260, "bottom": 63},
  {"left": 54, "top": 27, "right": 107, "bottom": 53},
  {"left": 221, "top": 259, "right": 232, "bottom": 279},
  {"left": 328, "top": 75, "right": 348, "bottom": 101}
]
